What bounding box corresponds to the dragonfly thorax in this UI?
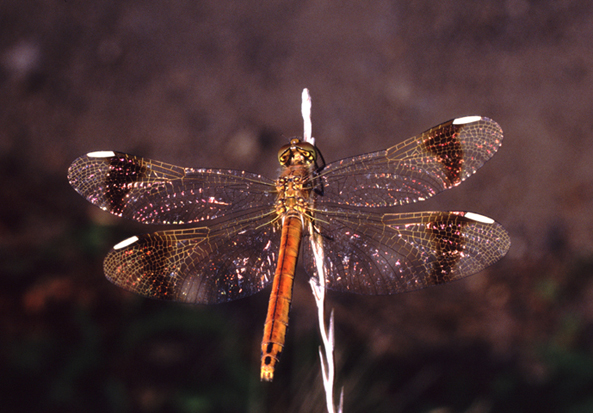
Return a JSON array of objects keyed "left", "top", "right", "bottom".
[{"left": 274, "top": 165, "right": 315, "bottom": 220}]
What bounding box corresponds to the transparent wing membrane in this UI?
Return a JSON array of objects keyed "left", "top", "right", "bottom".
[
  {"left": 314, "top": 117, "right": 503, "bottom": 207},
  {"left": 104, "top": 211, "right": 280, "bottom": 304},
  {"left": 68, "top": 152, "right": 276, "bottom": 224},
  {"left": 303, "top": 210, "right": 510, "bottom": 295}
]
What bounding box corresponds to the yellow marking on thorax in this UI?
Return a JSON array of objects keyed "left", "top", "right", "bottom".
[{"left": 274, "top": 165, "right": 315, "bottom": 220}]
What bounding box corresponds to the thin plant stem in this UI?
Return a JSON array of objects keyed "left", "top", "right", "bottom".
[
  {"left": 302, "top": 88, "right": 314, "bottom": 145},
  {"left": 302, "top": 89, "right": 343, "bottom": 413}
]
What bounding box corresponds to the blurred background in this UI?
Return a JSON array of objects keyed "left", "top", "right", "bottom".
[{"left": 2, "top": 0, "right": 593, "bottom": 412}]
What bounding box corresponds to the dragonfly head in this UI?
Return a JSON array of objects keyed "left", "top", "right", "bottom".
[{"left": 277, "top": 138, "right": 317, "bottom": 166}]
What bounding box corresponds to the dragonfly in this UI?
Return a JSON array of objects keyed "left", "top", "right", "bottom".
[{"left": 68, "top": 115, "right": 510, "bottom": 381}]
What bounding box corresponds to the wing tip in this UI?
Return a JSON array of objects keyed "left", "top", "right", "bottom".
[
  {"left": 87, "top": 151, "right": 116, "bottom": 158},
  {"left": 113, "top": 235, "right": 139, "bottom": 249},
  {"left": 452, "top": 115, "right": 482, "bottom": 125},
  {"left": 463, "top": 211, "right": 495, "bottom": 224}
]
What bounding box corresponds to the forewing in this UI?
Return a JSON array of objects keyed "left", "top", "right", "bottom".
[
  {"left": 104, "top": 211, "right": 280, "bottom": 304},
  {"left": 303, "top": 210, "right": 510, "bottom": 294},
  {"left": 315, "top": 117, "right": 503, "bottom": 207},
  {"left": 68, "top": 151, "right": 276, "bottom": 224}
]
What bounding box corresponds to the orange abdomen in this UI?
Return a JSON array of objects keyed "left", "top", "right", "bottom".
[{"left": 260, "top": 216, "right": 303, "bottom": 381}]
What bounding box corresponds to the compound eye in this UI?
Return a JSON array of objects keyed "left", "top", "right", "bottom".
[{"left": 277, "top": 144, "right": 292, "bottom": 165}]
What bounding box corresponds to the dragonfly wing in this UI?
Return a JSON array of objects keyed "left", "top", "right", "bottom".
[
  {"left": 303, "top": 210, "right": 510, "bottom": 295},
  {"left": 104, "top": 210, "right": 280, "bottom": 304},
  {"left": 316, "top": 117, "right": 503, "bottom": 207},
  {"left": 68, "top": 151, "right": 276, "bottom": 224}
]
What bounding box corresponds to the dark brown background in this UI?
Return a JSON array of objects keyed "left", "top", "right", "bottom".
[{"left": 2, "top": 0, "right": 593, "bottom": 412}]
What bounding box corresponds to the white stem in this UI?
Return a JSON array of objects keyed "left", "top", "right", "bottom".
[
  {"left": 303, "top": 89, "right": 342, "bottom": 413},
  {"left": 309, "top": 224, "right": 343, "bottom": 413},
  {"left": 301, "top": 88, "right": 314, "bottom": 145}
]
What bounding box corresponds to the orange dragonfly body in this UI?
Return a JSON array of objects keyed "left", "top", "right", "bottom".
[{"left": 68, "top": 116, "right": 510, "bottom": 381}]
